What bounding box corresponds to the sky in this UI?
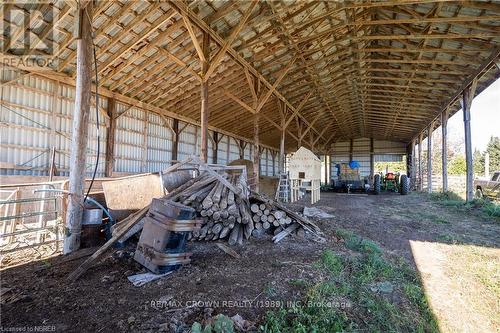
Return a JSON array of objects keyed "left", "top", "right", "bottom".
[{"left": 447, "top": 77, "right": 500, "bottom": 152}]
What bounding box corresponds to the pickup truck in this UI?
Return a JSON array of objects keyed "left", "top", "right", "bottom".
[{"left": 474, "top": 171, "right": 500, "bottom": 199}]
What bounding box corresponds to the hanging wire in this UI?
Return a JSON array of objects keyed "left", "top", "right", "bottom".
[{"left": 83, "top": 5, "right": 100, "bottom": 203}]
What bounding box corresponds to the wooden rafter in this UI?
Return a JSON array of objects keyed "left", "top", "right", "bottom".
[{"left": 3, "top": 0, "right": 499, "bottom": 149}]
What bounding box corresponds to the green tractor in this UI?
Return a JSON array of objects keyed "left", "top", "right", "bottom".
[{"left": 373, "top": 172, "right": 409, "bottom": 195}]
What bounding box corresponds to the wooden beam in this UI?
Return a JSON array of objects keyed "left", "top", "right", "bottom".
[
  {"left": 300, "top": 113, "right": 323, "bottom": 140},
  {"left": 411, "top": 46, "right": 500, "bottom": 144},
  {"left": 200, "top": 32, "right": 210, "bottom": 163},
  {"left": 313, "top": 126, "right": 329, "bottom": 146},
  {"left": 279, "top": 106, "right": 285, "bottom": 173},
  {"left": 349, "top": 138, "right": 354, "bottom": 162},
  {"left": 238, "top": 139, "right": 245, "bottom": 159},
  {"left": 284, "top": 92, "right": 312, "bottom": 129},
  {"left": 167, "top": 1, "right": 325, "bottom": 140},
  {"left": 204, "top": 1, "right": 258, "bottom": 80},
  {"left": 418, "top": 132, "right": 423, "bottom": 191},
  {"left": 171, "top": 118, "right": 179, "bottom": 163},
  {"left": 212, "top": 132, "right": 219, "bottom": 164},
  {"left": 182, "top": 16, "right": 206, "bottom": 63},
  {"left": 441, "top": 109, "right": 448, "bottom": 192},
  {"left": 349, "top": 15, "right": 500, "bottom": 26},
  {"left": 64, "top": 1, "right": 93, "bottom": 254},
  {"left": 253, "top": 113, "right": 260, "bottom": 193},
  {"left": 461, "top": 78, "right": 478, "bottom": 202},
  {"left": 427, "top": 124, "right": 433, "bottom": 194},
  {"left": 244, "top": 68, "right": 258, "bottom": 104},
  {"left": 223, "top": 89, "right": 256, "bottom": 114},
  {"left": 255, "top": 56, "right": 297, "bottom": 113},
  {"left": 104, "top": 98, "right": 116, "bottom": 177},
  {"left": 370, "top": 138, "right": 374, "bottom": 179}
]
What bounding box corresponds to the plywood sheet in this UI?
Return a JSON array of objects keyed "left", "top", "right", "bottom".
[{"left": 102, "top": 174, "right": 163, "bottom": 221}]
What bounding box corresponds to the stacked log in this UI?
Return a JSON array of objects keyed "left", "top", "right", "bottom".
[
  {"left": 249, "top": 201, "right": 305, "bottom": 238},
  {"left": 169, "top": 167, "right": 322, "bottom": 245},
  {"left": 177, "top": 172, "right": 253, "bottom": 244}
]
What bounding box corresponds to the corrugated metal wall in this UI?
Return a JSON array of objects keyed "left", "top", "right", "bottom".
[
  {"left": 330, "top": 141, "right": 350, "bottom": 180},
  {"left": 178, "top": 123, "right": 197, "bottom": 161},
  {"left": 228, "top": 137, "right": 240, "bottom": 163},
  {"left": 146, "top": 111, "right": 172, "bottom": 172},
  {"left": 1, "top": 69, "right": 107, "bottom": 176},
  {"left": 217, "top": 135, "right": 229, "bottom": 165},
  {"left": 244, "top": 144, "right": 252, "bottom": 160},
  {"left": 114, "top": 105, "right": 145, "bottom": 173},
  {"left": 330, "top": 139, "right": 406, "bottom": 180},
  {"left": 1, "top": 73, "right": 279, "bottom": 176},
  {"left": 352, "top": 138, "right": 371, "bottom": 177}
]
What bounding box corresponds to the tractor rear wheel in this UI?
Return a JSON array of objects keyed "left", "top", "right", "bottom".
[
  {"left": 400, "top": 174, "right": 409, "bottom": 195},
  {"left": 374, "top": 174, "right": 381, "bottom": 194}
]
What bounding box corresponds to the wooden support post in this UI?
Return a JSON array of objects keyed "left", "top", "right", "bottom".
[
  {"left": 349, "top": 139, "right": 354, "bottom": 162},
  {"left": 279, "top": 115, "right": 285, "bottom": 173},
  {"left": 171, "top": 118, "right": 179, "bottom": 164},
  {"left": 271, "top": 151, "right": 276, "bottom": 176},
  {"left": 48, "top": 81, "right": 59, "bottom": 174},
  {"left": 49, "top": 147, "right": 57, "bottom": 181},
  {"left": 64, "top": 1, "right": 94, "bottom": 254},
  {"left": 409, "top": 139, "right": 416, "bottom": 188},
  {"left": 239, "top": 139, "right": 245, "bottom": 159},
  {"left": 253, "top": 113, "right": 260, "bottom": 192},
  {"left": 200, "top": 32, "right": 210, "bottom": 163},
  {"left": 427, "top": 125, "right": 433, "bottom": 193},
  {"left": 104, "top": 98, "right": 116, "bottom": 177},
  {"left": 212, "top": 132, "right": 219, "bottom": 164},
  {"left": 297, "top": 121, "right": 302, "bottom": 149},
  {"left": 418, "top": 132, "right": 423, "bottom": 191},
  {"left": 369, "top": 138, "right": 374, "bottom": 180},
  {"left": 141, "top": 111, "right": 148, "bottom": 172},
  {"left": 441, "top": 110, "right": 448, "bottom": 192},
  {"left": 324, "top": 155, "right": 329, "bottom": 185},
  {"left": 265, "top": 149, "right": 269, "bottom": 176},
  {"left": 328, "top": 154, "right": 332, "bottom": 185},
  {"left": 461, "top": 82, "right": 477, "bottom": 202}
]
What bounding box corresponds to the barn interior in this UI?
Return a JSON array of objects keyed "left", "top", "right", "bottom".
[{"left": 1, "top": 1, "right": 500, "bottom": 332}]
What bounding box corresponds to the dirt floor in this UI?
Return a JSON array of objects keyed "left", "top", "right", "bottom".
[{"left": 1, "top": 192, "right": 499, "bottom": 332}]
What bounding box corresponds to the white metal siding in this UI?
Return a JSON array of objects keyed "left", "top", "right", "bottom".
[
  {"left": 217, "top": 135, "right": 229, "bottom": 165},
  {"left": 329, "top": 138, "right": 406, "bottom": 180},
  {"left": 374, "top": 140, "right": 406, "bottom": 154},
  {"left": 114, "top": 105, "right": 145, "bottom": 173},
  {"left": 178, "top": 123, "right": 196, "bottom": 161},
  {"left": 244, "top": 144, "right": 251, "bottom": 160},
  {"left": 259, "top": 148, "right": 266, "bottom": 175},
  {"left": 228, "top": 137, "right": 240, "bottom": 163},
  {"left": 1, "top": 70, "right": 106, "bottom": 176},
  {"left": 1, "top": 73, "right": 280, "bottom": 177},
  {"left": 146, "top": 112, "right": 172, "bottom": 172}
]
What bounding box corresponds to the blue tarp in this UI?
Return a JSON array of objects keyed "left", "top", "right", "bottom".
[{"left": 349, "top": 160, "right": 360, "bottom": 169}]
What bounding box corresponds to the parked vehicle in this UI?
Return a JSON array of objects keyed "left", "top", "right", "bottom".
[
  {"left": 474, "top": 171, "right": 500, "bottom": 199},
  {"left": 373, "top": 172, "right": 409, "bottom": 195}
]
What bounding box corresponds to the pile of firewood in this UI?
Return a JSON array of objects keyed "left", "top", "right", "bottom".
[
  {"left": 249, "top": 192, "right": 325, "bottom": 243},
  {"left": 164, "top": 163, "right": 324, "bottom": 245},
  {"left": 174, "top": 172, "right": 254, "bottom": 245},
  {"left": 250, "top": 201, "right": 306, "bottom": 239}
]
